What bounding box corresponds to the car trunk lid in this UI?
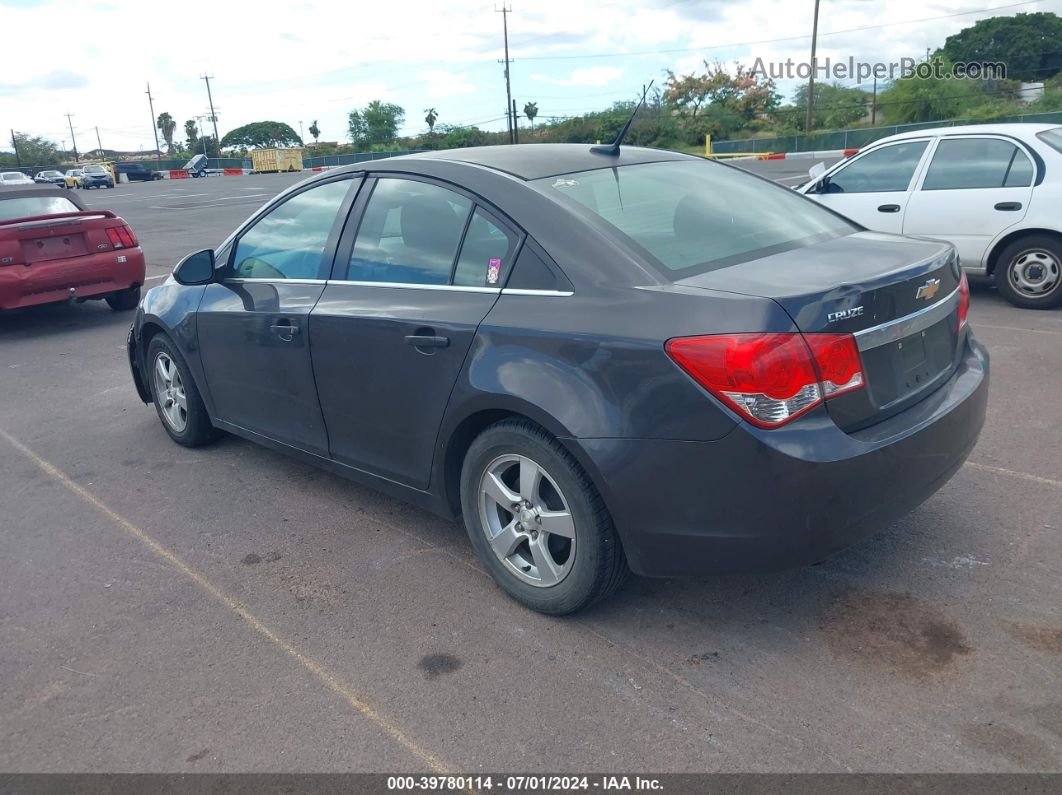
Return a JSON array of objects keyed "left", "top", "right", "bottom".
[
  {"left": 0, "top": 210, "right": 125, "bottom": 267},
  {"left": 675, "top": 231, "right": 964, "bottom": 431}
]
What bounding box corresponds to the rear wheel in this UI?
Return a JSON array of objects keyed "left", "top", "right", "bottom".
[
  {"left": 146, "top": 335, "right": 216, "bottom": 447},
  {"left": 105, "top": 285, "right": 140, "bottom": 311},
  {"left": 460, "top": 420, "right": 628, "bottom": 615},
  {"left": 994, "top": 235, "right": 1062, "bottom": 309}
]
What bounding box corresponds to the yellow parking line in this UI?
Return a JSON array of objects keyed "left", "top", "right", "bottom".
[{"left": 0, "top": 426, "right": 453, "bottom": 775}]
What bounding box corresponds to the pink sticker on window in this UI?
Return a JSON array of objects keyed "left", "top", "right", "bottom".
[{"left": 487, "top": 258, "right": 502, "bottom": 284}]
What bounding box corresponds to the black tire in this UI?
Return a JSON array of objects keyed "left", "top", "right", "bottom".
[
  {"left": 993, "top": 234, "right": 1062, "bottom": 309},
  {"left": 105, "top": 285, "right": 140, "bottom": 311},
  {"left": 145, "top": 335, "right": 217, "bottom": 448},
  {"left": 460, "top": 420, "right": 628, "bottom": 615}
]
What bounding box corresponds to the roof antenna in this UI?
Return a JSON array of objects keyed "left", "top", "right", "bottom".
[{"left": 590, "top": 80, "right": 654, "bottom": 156}]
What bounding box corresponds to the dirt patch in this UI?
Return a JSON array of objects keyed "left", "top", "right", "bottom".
[
  {"left": 185, "top": 748, "right": 210, "bottom": 763},
  {"left": 1003, "top": 621, "right": 1062, "bottom": 655},
  {"left": 961, "top": 723, "right": 1060, "bottom": 769},
  {"left": 819, "top": 588, "right": 972, "bottom": 679}
]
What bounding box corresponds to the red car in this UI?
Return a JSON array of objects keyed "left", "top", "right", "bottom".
[{"left": 0, "top": 186, "right": 145, "bottom": 311}]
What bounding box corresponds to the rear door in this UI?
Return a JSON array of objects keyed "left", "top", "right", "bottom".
[
  {"left": 802, "top": 139, "right": 931, "bottom": 233},
  {"left": 196, "top": 175, "right": 360, "bottom": 454},
  {"left": 902, "top": 135, "right": 1035, "bottom": 270},
  {"left": 310, "top": 175, "right": 521, "bottom": 488}
]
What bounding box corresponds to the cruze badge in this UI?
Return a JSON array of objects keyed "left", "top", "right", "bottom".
[
  {"left": 827, "top": 306, "right": 863, "bottom": 323},
  {"left": 916, "top": 278, "right": 941, "bottom": 301}
]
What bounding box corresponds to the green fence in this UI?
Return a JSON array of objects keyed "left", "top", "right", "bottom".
[{"left": 710, "top": 111, "right": 1062, "bottom": 154}]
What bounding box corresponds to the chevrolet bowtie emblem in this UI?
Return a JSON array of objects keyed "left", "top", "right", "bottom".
[{"left": 915, "top": 278, "right": 941, "bottom": 301}]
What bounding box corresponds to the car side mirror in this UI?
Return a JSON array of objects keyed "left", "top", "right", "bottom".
[
  {"left": 805, "top": 162, "right": 828, "bottom": 193},
  {"left": 173, "top": 249, "right": 216, "bottom": 286}
]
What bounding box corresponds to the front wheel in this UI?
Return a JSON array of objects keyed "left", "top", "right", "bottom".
[
  {"left": 146, "top": 335, "right": 217, "bottom": 448},
  {"left": 994, "top": 235, "right": 1062, "bottom": 309},
  {"left": 105, "top": 285, "right": 140, "bottom": 311},
  {"left": 460, "top": 420, "right": 628, "bottom": 615}
]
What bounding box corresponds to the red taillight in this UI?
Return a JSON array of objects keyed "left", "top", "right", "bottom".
[
  {"left": 957, "top": 271, "right": 970, "bottom": 331},
  {"left": 665, "top": 332, "right": 864, "bottom": 429},
  {"left": 105, "top": 224, "right": 137, "bottom": 249}
]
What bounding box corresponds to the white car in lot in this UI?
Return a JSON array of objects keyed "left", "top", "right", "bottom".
[
  {"left": 0, "top": 171, "right": 34, "bottom": 186},
  {"left": 797, "top": 123, "right": 1062, "bottom": 309}
]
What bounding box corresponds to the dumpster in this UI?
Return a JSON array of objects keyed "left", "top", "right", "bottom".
[{"left": 251, "top": 148, "right": 303, "bottom": 174}]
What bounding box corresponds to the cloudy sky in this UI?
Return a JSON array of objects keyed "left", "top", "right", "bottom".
[{"left": 1, "top": 0, "right": 1058, "bottom": 153}]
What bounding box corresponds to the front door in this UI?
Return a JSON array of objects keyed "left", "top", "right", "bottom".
[
  {"left": 310, "top": 176, "right": 521, "bottom": 488},
  {"left": 803, "top": 139, "right": 931, "bottom": 234},
  {"left": 197, "top": 176, "right": 359, "bottom": 454}
]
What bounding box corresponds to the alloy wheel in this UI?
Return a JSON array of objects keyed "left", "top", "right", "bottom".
[
  {"left": 478, "top": 454, "right": 576, "bottom": 588},
  {"left": 153, "top": 352, "right": 188, "bottom": 433}
]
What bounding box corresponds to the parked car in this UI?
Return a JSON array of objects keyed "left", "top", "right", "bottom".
[
  {"left": 33, "top": 170, "right": 68, "bottom": 187},
  {"left": 0, "top": 172, "right": 34, "bottom": 186},
  {"left": 797, "top": 123, "right": 1062, "bottom": 309},
  {"left": 115, "top": 162, "right": 163, "bottom": 182},
  {"left": 64, "top": 169, "right": 84, "bottom": 188},
  {"left": 0, "top": 186, "right": 145, "bottom": 311},
  {"left": 127, "top": 144, "right": 988, "bottom": 614},
  {"left": 81, "top": 163, "right": 115, "bottom": 189}
]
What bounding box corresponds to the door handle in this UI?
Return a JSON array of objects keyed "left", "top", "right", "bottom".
[
  {"left": 269, "top": 321, "right": 300, "bottom": 341},
  {"left": 877, "top": 204, "right": 901, "bottom": 213},
  {"left": 994, "top": 201, "right": 1022, "bottom": 211},
  {"left": 405, "top": 334, "right": 450, "bottom": 349}
]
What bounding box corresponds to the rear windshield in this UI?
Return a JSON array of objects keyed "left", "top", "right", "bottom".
[
  {"left": 1036, "top": 127, "right": 1062, "bottom": 154},
  {"left": 533, "top": 160, "right": 855, "bottom": 278},
  {"left": 84, "top": 165, "right": 108, "bottom": 174},
  {"left": 0, "top": 196, "right": 81, "bottom": 221}
]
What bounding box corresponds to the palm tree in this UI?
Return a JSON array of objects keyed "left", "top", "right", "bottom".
[
  {"left": 157, "top": 112, "right": 177, "bottom": 154},
  {"left": 523, "top": 101, "right": 538, "bottom": 133},
  {"left": 424, "top": 107, "right": 438, "bottom": 134},
  {"left": 308, "top": 120, "right": 320, "bottom": 144}
]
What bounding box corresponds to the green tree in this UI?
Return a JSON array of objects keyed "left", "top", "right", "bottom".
[
  {"left": 877, "top": 57, "right": 991, "bottom": 124},
  {"left": 184, "top": 119, "right": 199, "bottom": 153},
  {"left": 665, "top": 61, "right": 781, "bottom": 141},
  {"left": 523, "top": 101, "right": 538, "bottom": 132},
  {"left": 156, "top": 113, "right": 177, "bottom": 155},
  {"left": 781, "top": 82, "right": 870, "bottom": 131},
  {"left": 308, "top": 120, "right": 320, "bottom": 143},
  {"left": 220, "top": 121, "right": 302, "bottom": 149},
  {"left": 1, "top": 133, "right": 63, "bottom": 167},
  {"left": 943, "top": 12, "right": 1062, "bottom": 83},
  {"left": 349, "top": 100, "right": 405, "bottom": 147},
  {"left": 424, "top": 108, "right": 438, "bottom": 134}
]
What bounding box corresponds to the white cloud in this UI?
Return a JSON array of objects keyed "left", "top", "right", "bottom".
[{"left": 0, "top": 0, "right": 1050, "bottom": 152}]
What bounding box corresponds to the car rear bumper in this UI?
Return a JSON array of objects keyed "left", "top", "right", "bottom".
[
  {"left": 0, "top": 249, "right": 146, "bottom": 310},
  {"left": 574, "top": 334, "right": 989, "bottom": 578}
]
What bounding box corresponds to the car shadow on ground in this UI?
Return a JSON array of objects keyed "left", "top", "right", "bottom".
[{"left": 0, "top": 300, "right": 133, "bottom": 341}]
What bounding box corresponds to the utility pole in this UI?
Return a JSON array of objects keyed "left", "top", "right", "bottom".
[
  {"left": 146, "top": 82, "right": 162, "bottom": 165},
  {"left": 512, "top": 99, "right": 519, "bottom": 144},
  {"left": 65, "top": 113, "right": 79, "bottom": 163},
  {"left": 871, "top": 75, "right": 877, "bottom": 125},
  {"left": 805, "top": 0, "right": 821, "bottom": 134},
  {"left": 496, "top": 5, "right": 514, "bottom": 144},
  {"left": 10, "top": 129, "right": 21, "bottom": 167},
  {"left": 299, "top": 120, "right": 304, "bottom": 144},
  {"left": 95, "top": 126, "right": 104, "bottom": 158},
  {"left": 201, "top": 75, "right": 220, "bottom": 145}
]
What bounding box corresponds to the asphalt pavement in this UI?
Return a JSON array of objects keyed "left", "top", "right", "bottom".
[{"left": 1, "top": 163, "right": 1059, "bottom": 774}]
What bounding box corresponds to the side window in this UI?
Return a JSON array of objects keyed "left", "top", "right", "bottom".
[
  {"left": 453, "top": 208, "right": 519, "bottom": 287},
  {"left": 825, "top": 141, "right": 928, "bottom": 194},
  {"left": 231, "top": 179, "right": 351, "bottom": 280},
  {"left": 922, "top": 138, "right": 1034, "bottom": 190},
  {"left": 347, "top": 178, "right": 472, "bottom": 284}
]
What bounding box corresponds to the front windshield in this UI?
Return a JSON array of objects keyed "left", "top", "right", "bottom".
[
  {"left": 533, "top": 160, "right": 856, "bottom": 278},
  {"left": 84, "top": 165, "right": 108, "bottom": 174}
]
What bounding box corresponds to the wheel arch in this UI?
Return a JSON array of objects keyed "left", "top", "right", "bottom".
[{"left": 986, "top": 227, "right": 1062, "bottom": 275}]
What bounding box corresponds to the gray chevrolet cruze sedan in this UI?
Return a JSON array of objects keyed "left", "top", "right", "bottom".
[{"left": 128, "top": 144, "right": 989, "bottom": 614}]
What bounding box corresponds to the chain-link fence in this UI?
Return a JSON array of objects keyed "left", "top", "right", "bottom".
[{"left": 709, "top": 111, "right": 1062, "bottom": 154}]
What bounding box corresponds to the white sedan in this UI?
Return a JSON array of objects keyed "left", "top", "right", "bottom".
[
  {"left": 0, "top": 171, "right": 35, "bottom": 186},
  {"left": 797, "top": 123, "right": 1062, "bottom": 309}
]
